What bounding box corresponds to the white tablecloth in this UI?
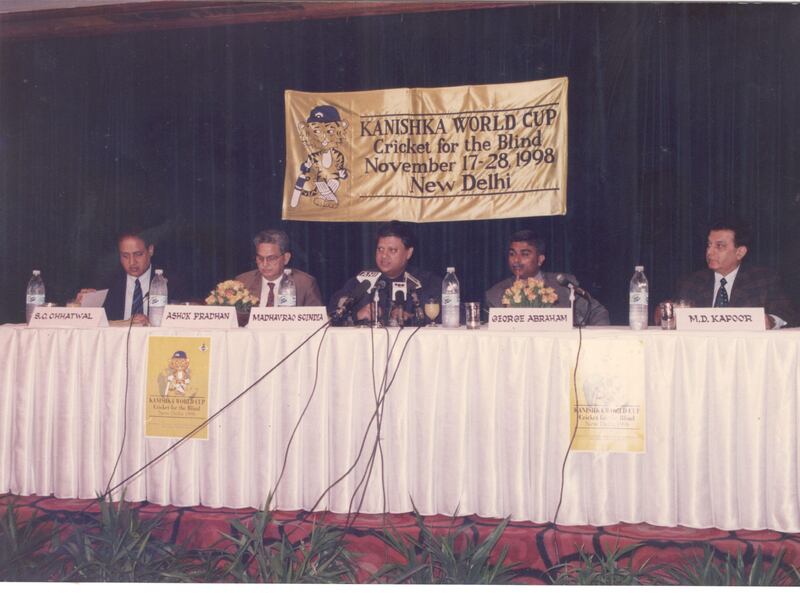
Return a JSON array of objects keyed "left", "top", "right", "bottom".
[{"left": 1, "top": 323, "right": 799, "bottom": 531}]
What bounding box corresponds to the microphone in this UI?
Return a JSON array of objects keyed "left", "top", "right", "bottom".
[
  {"left": 392, "top": 281, "right": 407, "bottom": 304},
  {"left": 332, "top": 271, "right": 383, "bottom": 321},
  {"left": 555, "top": 273, "right": 590, "bottom": 299}
]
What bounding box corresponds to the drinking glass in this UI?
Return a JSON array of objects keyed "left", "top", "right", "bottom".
[{"left": 424, "top": 297, "right": 440, "bottom": 326}]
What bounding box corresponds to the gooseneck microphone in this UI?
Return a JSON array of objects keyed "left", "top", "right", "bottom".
[
  {"left": 555, "top": 273, "right": 590, "bottom": 299},
  {"left": 332, "top": 271, "right": 383, "bottom": 321}
]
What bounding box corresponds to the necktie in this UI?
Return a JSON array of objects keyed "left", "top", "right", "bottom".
[
  {"left": 714, "top": 278, "right": 729, "bottom": 307},
  {"left": 132, "top": 278, "right": 144, "bottom": 316},
  {"left": 266, "top": 282, "right": 275, "bottom": 307}
]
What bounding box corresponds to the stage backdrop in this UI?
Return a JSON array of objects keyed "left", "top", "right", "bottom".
[
  {"left": 0, "top": 4, "right": 799, "bottom": 324},
  {"left": 283, "top": 78, "right": 568, "bottom": 222}
]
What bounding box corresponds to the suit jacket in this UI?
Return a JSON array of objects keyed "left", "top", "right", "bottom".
[
  {"left": 104, "top": 267, "right": 154, "bottom": 321},
  {"left": 677, "top": 265, "right": 797, "bottom": 327},
  {"left": 235, "top": 268, "right": 323, "bottom": 307},
  {"left": 103, "top": 266, "right": 188, "bottom": 320},
  {"left": 485, "top": 272, "right": 610, "bottom": 326}
]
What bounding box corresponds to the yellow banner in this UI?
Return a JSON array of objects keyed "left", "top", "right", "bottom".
[
  {"left": 282, "top": 78, "right": 568, "bottom": 222},
  {"left": 569, "top": 340, "right": 645, "bottom": 453},
  {"left": 145, "top": 336, "right": 211, "bottom": 439}
]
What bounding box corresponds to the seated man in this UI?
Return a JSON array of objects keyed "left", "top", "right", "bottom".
[
  {"left": 676, "top": 220, "right": 796, "bottom": 328},
  {"left": 328, "top": 220, "right": 441, "bottom": 325},
  {"left": 485, "top": 229, "right": 610, "bottom": 326},
  {"left": 235, "top": 229, "right": 323, "bottom": 307},
  {"left": 77, "top": 230, "right": 173, "bottom": 325}
]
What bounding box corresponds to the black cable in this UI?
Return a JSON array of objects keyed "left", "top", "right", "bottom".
[
  {"left": 103, "top": 309, "right": 139, "bottom": 497},
  {"left": 104, "top": 319, "right": 333, "bottom": 499},
  {"left": 551, "top": 313, "right": 586, "bottom": 561},
  {"left": 268, "top": 322, "right": 332, "bottom": 507},
  {"left": 345, "top": 325, "right": 404, "bottom": 524}
]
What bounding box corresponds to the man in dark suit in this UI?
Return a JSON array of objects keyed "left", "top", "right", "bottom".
[
  {"left": 677, "top": 220, "right": 797, "bottom": 328},
  {"left": 485, "top": 229, "right": 610, "bottom": 326},
  {"left": 328, "top": 220, "right": 441, "bottom": 326},
  {"left": 77, "top": 231, "right": 160, "bottom": 325},
  {"left": 235, "top": 229, "right": 323, "bottom": 307}
]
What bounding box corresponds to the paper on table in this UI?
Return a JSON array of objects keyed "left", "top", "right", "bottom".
[{"left": 80, "top": 289, "right": 108, "bottom": 308}]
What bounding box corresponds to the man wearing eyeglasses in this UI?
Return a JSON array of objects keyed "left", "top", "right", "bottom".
[{"left": 235, "top": 229, "right": 323, "bottom": 307}]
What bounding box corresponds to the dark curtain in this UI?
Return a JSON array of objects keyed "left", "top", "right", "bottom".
[{"left": 1, "top": 3, "right": 798, "bottom": 323}]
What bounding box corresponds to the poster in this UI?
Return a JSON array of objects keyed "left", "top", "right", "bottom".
[{"left": 145, "top": 336, "right": 211, "bottom": 440}]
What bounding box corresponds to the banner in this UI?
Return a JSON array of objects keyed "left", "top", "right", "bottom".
[
  {"left": 145, "top": 336, "right": 211, "bottom": 439},
  {"left": 282, "top": 78, "right": 568, "bottom": 222},
  {"left": 568, "top": 339, "right": 645, "bottom": 453}
]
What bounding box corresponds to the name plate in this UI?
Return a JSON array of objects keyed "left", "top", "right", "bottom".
[
  {"left": 28, "top": 307, "right": 109, "bottom": 328},
  {"left": 488, "top": 307, "right": 572, "bottom": 331},
  {"left": 161, "top": 305, "right": 238, "bottom": 329},
  {"left": 248, "top": 306, "right": 329, "bottom": 329},
  {"left": 675, "top": 307, "right": 765, "bottom": 331}
]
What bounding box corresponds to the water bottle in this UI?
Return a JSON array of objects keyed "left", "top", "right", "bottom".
[
  {"left": 148, "top": 269, "right": 168, "bottom": 327},
  {"left": 277, "top": 269, "right": 297, "bottom": 307},
  {"left": 25, "top": 269, "right": 45, "bottom": 323},
  {"left": 629, "top": 265, "right": 649, "bottom": 330},
  {"left": 441, "top": 267, "right": 460, "bottom": 328}
]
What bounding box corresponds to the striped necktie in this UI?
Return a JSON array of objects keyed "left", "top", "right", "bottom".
[{"left": 132, "top": 278, "right": 144, "bottom": 316}]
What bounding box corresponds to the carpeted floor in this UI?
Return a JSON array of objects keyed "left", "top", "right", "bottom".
[{"left": 4, "top": 492, "right": 799, "bottom": 583}]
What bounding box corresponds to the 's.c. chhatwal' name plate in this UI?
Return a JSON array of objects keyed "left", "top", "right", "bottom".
[
  {"left": 28, "top": 307, "right": 109, "bottom": 328},
  {"left": 674, "top": 307, "right": 765, "bottom": 331},
  {"left": 488, "top": 307, "right": 572, "bottom": 331},
  {"left": 161, "top": 305, "right": 238, "bottom": 329},
  {"left": 248, "top": 306, "right": 328, "bottom": 329}
]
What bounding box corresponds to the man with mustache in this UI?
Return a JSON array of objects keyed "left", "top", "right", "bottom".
[{"left": 676, "top": 220, "right": 797, "bottom": 328}]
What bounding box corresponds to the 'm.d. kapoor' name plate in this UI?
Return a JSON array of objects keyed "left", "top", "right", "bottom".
[
  {"left": 248, "top": 306, "right": 328, "bottom": 329},
  {"left": 28, "top": 307, "right": 109, "bottom": 328},
  {"left": 674, "top": 307, "right": 765, "bottom": 331},
  {"left": 161, "top": 305, "right": 238, "bottom": 329},
  {"left": 488, "top": 307, "right": 572, "bottom": 331}
]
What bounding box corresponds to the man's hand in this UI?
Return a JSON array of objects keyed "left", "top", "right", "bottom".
[
  {"left": 765, "top": 314, "right": 775, "bottom": 330},
  {"left": 74, "top": 288, "right": 96, "bottom": 305},
  {"left": 355, "top": 303, "right": 382, "bottom": 322},
  {"left": 111, "top": 314, "right": 150, "bottom": 327}
]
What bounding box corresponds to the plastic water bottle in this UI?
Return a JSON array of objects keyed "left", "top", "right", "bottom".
[
  {"left": 148, "top": 269, "right": 168, "bottom": 326},
  {"left": 629, "top": 265, "right": 649, "bottom": 330},
  {"left": 441, "top": 267, "right": 460, "bottom": 328},
  {"left": 277, "top": 269, "right": 297, "bottom": 307},
  {"left": 25, "top": 269, "right": 45, "bottom": 323}
]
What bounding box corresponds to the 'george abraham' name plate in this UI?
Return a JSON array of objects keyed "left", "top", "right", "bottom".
[
  {"left": 488, "top": 307, "right": 573, "bottom": 331},
  {"left": 675, "top": 307, "right": 765, "bottom": 331},
  {"left": 161, "top": 305, "right": 238, "bottom": 329},
  {"left": 248, "top": 306, "right": 328, "bottom": 329},
  {"left": 28, "top": 307, "right": 109, "bottom": 328}
]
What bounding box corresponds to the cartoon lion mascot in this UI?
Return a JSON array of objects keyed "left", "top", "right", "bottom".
[
  {"left": 290, "top": 105, "right": 349, "bottom": 209},
  {"left": 164, "top": 350, "right": 191, "bottom": 396}
]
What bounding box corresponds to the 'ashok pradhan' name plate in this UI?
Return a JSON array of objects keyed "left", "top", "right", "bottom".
[
  {"left": 283, "top": 78, "right": 568, "bottom": 222},
  {"left": 161, "top": 305, "right": 238, "bottom": 329}
]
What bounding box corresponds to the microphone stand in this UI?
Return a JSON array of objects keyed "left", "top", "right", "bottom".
[
  {"left": 369, "top": 282, "right": 384, "bottom": 329},
  {"left": 568, "top": 285, "right": 576, "bottom": 327}
]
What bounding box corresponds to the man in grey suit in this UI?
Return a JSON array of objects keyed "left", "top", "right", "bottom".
[
  {"left": 235, "top": 229, "right": 323, "bottom": 307},
  {"left": 485, "top": 229, "right": 610, "bottom": 326}
]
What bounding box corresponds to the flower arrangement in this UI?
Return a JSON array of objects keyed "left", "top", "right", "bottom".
[
  {"left": 501, "top": 277, "right": 559, "bottom": 308},
  {"left": 205, "top": 280, "right": 259, "bottom": 313}
]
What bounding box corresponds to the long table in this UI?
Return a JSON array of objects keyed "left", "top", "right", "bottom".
[{"left": 1, "top": 323, "right": 799, "bottom": 531}]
